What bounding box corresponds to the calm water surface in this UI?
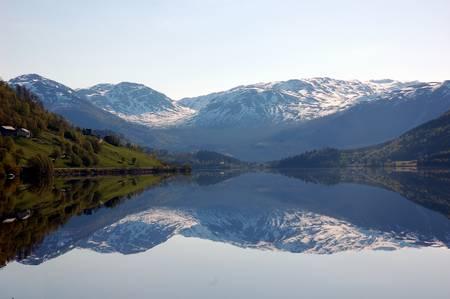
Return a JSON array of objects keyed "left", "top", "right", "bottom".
[{"left": 1, "top": 169, "right": 450, "bottom": 298}]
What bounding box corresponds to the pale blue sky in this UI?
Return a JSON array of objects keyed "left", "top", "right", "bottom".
[{"left": 1, "top": 0, "right": 450, "bottom": 99}]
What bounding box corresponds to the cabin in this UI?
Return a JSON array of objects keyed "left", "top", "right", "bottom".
[
  {"left": 17, "top": 128, "right": 31, "bottom": 138},
  {"left": 0, "top": 125, "right": 16, "bottom": 136},
  {"left": 0, "top": 126, "right": 32, "bottom": 138}
]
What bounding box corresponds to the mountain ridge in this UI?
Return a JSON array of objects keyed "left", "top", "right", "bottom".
[
  {"left": 179, "top": 78, "right": 421, "bottom": 127},
  {"left": 11, "top": 74, "right": 430, "bottom": 129}
]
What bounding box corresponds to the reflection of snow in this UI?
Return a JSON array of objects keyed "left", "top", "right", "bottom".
[{"left": 85, "top": 208, "right": 447, "bottom": 255}]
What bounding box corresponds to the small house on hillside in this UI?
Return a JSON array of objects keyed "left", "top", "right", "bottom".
[
  {"left": 0, "top": 126, "right": 32, "bottom": 138},
  {"left": 17, "top": 128, "right": 31, "bottom": 138},
  {"left": 0, "top": 125, "right": 16, "bottom": 136}
]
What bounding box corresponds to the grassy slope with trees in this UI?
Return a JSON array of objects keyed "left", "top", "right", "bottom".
[
  {"left": 274, "top": 109, "right": 450, "bottom": 168},
  {"left": 0, "top": 82, "right": 163, "bottom": 177}
]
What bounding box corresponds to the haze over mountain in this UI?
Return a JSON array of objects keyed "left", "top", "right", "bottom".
[{"left": 274, "top": 102, "right": 450, "bottom": 168}]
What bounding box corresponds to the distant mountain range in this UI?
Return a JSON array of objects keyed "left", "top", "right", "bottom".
[
  {"left": 180, "top": 78, "right": 418, "bottom": 127},
  {"left": 10, "top": 74, "right": 433, "bottom": 129},
  {"left": 8, "top": 74, "right": 450, "bottom": 161}
]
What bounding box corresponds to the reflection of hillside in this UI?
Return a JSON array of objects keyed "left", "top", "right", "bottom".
[
  {"left": 277, "top": 168, "right": 450, "bottom": 218},
  {"left": 2, "top": 171, "right": 450, "bottom": 267},
  {"left": 17, "top": 172, "right": 450, "bottom": 264},
  {"left": 0, "top": 175, "right": 168, "bottom": 268}
]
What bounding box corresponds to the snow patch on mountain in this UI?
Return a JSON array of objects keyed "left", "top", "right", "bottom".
[
  {"left": 77, "top": 82, "right": 195, "bottom": 127},
  {"left": 9, "top": 74, "right": 81, "bottom": 108},
  {"left": 179, "top": 78, "right": 420, "bottom": 127},
  {"left": 9, "top": 75, "right": 439, "bottom": 129},
  {"left": 374, "top": 81, "right": 442, "bottom": 102}
]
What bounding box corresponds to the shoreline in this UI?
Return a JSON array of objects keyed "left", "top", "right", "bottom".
[{"left": 52, "top": 166, "right": 191, "bottom": 177}]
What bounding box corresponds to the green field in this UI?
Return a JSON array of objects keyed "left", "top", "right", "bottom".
[{"left": 13, "top": 132, "right": 163, "bottom": 168}]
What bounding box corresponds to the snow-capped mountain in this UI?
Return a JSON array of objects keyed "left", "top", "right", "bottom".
[
  {"left": 179, "top": 78, "right": 419, "bottom": 127},
  {"left": 375, "top": 81, "right": 444, "bottom": 101},
  {"left": 9, "top": 74, "right": 80, "bottom": 108},
  {"left": 172, "top": 79, "right": 450, "bottom": 161},
  {"left": 8, "top": 74, "right": 450, "bottom": 161},
  {"left": 7, "top": 74, "right": 138, "bottom": 131},
  {"left": 77, "top": 82, "right": 195, "bottom": 127},
  {"left": 259, "top": 80, "right": 450, "bottom": 159},
  {"left": 7, "top": 74, "right": 433, "bottom": 130}
]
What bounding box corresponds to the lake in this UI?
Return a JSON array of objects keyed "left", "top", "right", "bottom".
[{"left": 1, "top": 169, "right": 450, "bottom": 298}]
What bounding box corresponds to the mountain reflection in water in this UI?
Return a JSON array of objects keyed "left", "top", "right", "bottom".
[{"left": 0, "top": 169, "right": 449, "bottom": 268}]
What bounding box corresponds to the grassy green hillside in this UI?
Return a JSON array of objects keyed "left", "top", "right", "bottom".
[
  {"left": 0, "top": 81, "right": 163, "bottom": 177},
  {"left": 13, "top": 132, "right": 162, "bottom": 168},
  {"left": 275, "top": 110, "right": 450, "bottom": 168}
]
